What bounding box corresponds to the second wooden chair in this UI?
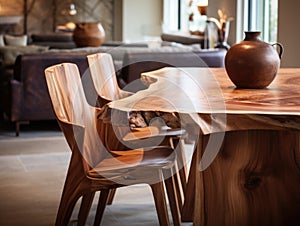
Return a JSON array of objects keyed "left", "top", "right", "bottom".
[{"left": 45, "top": 62, "right": 182, "bottom": 226}]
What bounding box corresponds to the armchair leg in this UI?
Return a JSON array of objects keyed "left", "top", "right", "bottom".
[
  {"left": 151, "top": 180, "right": 170, "bottom": 226},
  {"left": 15, "top": 121, "right": 29, "bottom": 136},
  {"left": 172, "top": 138, "right": 187, "bottom": 196},
  {"left": 78, "top": 192, "right": 96, "bottom": 226},
  {"left": 107, "top": 188, "right": 116, "bottom": 205},
  {"left": 94, "top": 189, "right": 110, "bottom": 226},
  {"left": 163, "top": 168, "right": 181, "bottom": 226}
]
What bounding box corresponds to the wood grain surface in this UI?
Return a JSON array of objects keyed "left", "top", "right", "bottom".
[
  {"left": 192, "top": 129, "right": 300, "bottom": 226},
  {"left": 110, "top": 67, "right": 300, "bottom": 114},
  {"left": 108, "top": 67, "right": 300, "bottom": 134},
  {"left": 105, "top": 67, "right": 300, "bottom": 225}
]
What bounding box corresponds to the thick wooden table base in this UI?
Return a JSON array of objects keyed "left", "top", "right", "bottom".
[{"left": 188, "top": 130, "right": 300, "bottom": 226}]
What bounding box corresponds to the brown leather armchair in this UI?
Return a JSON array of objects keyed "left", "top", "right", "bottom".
[{"left": 2, "top": 52, "right": 93, "bottom": 135}]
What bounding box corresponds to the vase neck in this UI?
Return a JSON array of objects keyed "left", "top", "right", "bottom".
[{"left": 244, "top": 31, "right": 261, "bottom": 41}]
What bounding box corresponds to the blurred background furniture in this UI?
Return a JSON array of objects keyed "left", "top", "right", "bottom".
[
  {"left": 30, "top": 33, "right": 76, "bottom": 49},
  {"left": 1, "top": 52, "right": 91, "bottom": 135},
  {"left": 161, "top": 31, "right": 204, "bottom": 48},
  {"left": 120, "top": 48, "right": 226, "bottom": 91},
  {"left": 0, "top": 45, "right": 226, "bottom": 136}
]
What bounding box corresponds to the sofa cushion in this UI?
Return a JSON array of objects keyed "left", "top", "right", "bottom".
[
  {"left": 0, "top": 45, "right": 49, "bottom": 67},
  {"left": 0, "top": 35, "right": 4, "bottom": 47},
  {"left": 4, "top": 35, "right": 28, "bottom": 46}
]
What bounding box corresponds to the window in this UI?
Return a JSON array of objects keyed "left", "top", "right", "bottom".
[
  {"left": 162, "top": 0, "right": 191, "bottom": 32},
  {"left": 162, "top": 0, "right": 180, "bottom": 32},
  {"left": 163, "top": 0, "right": 278, "bottom": 43},
  {"left": 237, "top": 0, "right": 278, "bottom": 42}
]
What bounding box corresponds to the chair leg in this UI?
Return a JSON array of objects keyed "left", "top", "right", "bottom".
[
  {"left": 77, "top": 192, "right": 96, "bottom": 226},
  {"left": 150, "top": 179, "right": 170, "bottom": 226},
  {"left": 173, "top": 165, "right": 184, "bottom": 210},
  {"left": 94, "top": 189, "right": 110, "bottom": 226},
  {"left": 107, "top": 188, "right": 116, "bottom": 205},
  {"left": 55, "top": 154, "right": 89, "bottom": 226},
  {"left": 15, "top": 121, "right": 29, "bottom": 136},
  {"left": 163, "top": 168, "right": 182, "bottom": 226},
  {"left": 172, "top": 138, "right": 187, "bottom": 196},
  {"left": 55, "top": 187, "right": 83, "bottom": 226}
]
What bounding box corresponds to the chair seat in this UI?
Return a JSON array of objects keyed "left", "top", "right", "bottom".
[
  {"left": 88, "top": 147, "right": 176, "bottom": 180},
  {"left": 124, "top": 126, "right": 186, "bottom": 141}
]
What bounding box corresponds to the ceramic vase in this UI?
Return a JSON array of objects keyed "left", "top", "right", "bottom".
[
  {"left": 73, "top": 22, "right": 105, "bottom": 47},
  {"left": 225, "top": 31, "right": 283, "bottom": 88}
]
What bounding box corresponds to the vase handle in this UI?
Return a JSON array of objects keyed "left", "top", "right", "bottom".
[{"left": 272, "top": 43, "right": 284, "bottom": 59}]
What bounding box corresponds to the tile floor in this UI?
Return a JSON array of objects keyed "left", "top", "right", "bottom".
[{"left": 0, "top": 121, "right": 194, "bottom": 226}]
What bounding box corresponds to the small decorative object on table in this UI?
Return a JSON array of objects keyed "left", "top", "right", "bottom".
[
  {"left": 207, "top": 9, "right": 234, "bottom": 50},
  {"left": 225, "top": 31, "right": 283, "bottom": 89},
  {"left": 73, "top": 22, "right": 105, "bottom": 47}
]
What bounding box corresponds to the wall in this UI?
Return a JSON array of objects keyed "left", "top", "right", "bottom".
[
  {"left": 0, "top": 0, "right": 236, "bottom": 44},
  {"left": 122, "top": 0, "right": 163, "bottom": 42},
  {"left": 0, "top": 0, "right": 24, "bottom": 34},
  {"left": 0, "top": 0, "right": 163, "bottom": 43},
  {"left": 0, "top": 0, "right": 114, "bottom": 41},
  {"left": 113, "top": 0, "right": 123, "bottom": 41},
  {"left": 54, "top": 0, "right": 114, "bottom": 41},
  {"left": 277, "top": 0, "right": 300, "bottom": 67}
]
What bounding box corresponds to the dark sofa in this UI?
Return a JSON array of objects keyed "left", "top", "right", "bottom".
[
  {"left": 30, "top": 33, "right": 76, "bottom": 49},
  {"left": 0, "top": 48, "right": 226, "bottom": 135},
  {"left": 1, "top": 52, "right": 97, "bottom": 135},
  {"left": 120, "top": 49, "right": 226, "bottom": 91}
]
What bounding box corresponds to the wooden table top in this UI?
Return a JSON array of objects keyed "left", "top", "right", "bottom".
[
  {"left": 104, "top": 67, "right": 300, "bottom": 226},
  {"left": 108, "top": 67, "right": 300, "bottom": 133}
]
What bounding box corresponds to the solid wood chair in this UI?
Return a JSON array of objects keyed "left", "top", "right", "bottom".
[
  {"left": 44, "top": 62, "right": 181, "bottom": 226},
  {"left": 87, "top": 52, "right": 188, "bottom": 200}
]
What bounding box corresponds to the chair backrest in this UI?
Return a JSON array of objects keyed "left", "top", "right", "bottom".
[
  {"left": 87, "top": 53, "right": 122, "bottom": 102},
  {"left": 45, "top": 63, "right": 104, "bottom": 168}
]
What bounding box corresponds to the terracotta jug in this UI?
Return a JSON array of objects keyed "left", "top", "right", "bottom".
[
  {"left": 73, "top": 22, "right": 105, "bottom": 47},
  {"left": 225, "top": 31, "right": 283, "bottom": 88}
]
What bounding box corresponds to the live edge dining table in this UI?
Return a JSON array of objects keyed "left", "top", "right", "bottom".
[{"left": 103, "top": 67, "right": 300, "bottom": 226}]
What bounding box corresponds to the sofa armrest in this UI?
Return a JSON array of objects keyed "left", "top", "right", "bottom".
[{"left": 194, "top": 49, "right": 226, "bottom": 67}]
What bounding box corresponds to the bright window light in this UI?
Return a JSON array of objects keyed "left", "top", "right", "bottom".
[{"left": 237, "top": 0, "right": 278, "bottom": 43}]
